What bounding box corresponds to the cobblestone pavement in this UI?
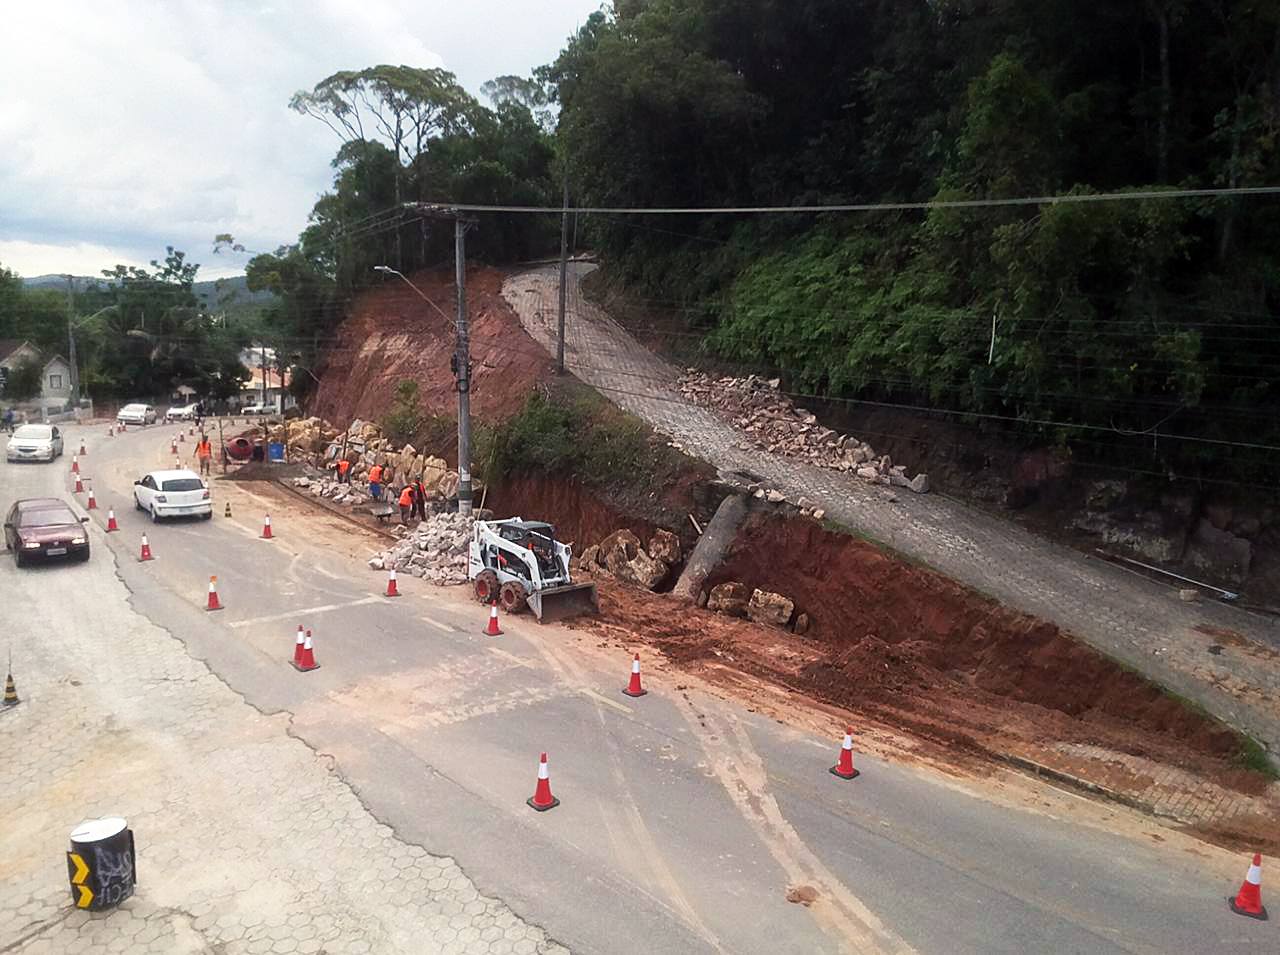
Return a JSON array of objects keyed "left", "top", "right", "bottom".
[
  {"left": 503, "top": 263, "right": 1280, "bottom": 764},
  {"left": 0, "top": 533, "right": 566, "bottom": 953}
]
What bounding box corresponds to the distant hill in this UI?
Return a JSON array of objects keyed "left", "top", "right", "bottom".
[{"left": 22, "top": 273, "right": 277, "bottom": 319}]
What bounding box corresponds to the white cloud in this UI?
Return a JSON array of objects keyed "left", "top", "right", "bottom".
[{"left": 0, "top": 0, "right": 603, "bottom": 280}]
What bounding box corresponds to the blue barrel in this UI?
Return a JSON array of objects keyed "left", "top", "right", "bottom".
[{"left": 267, "top": 441, "right": 285, "bottom": 463}]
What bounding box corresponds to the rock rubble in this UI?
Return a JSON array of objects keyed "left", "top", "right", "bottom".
[{"left": 366, "top": 512, "right": 474, "bottom": 584}]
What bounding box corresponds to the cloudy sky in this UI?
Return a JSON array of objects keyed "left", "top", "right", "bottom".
[{"left": 0, "top": 0, "right": 603, "bottom": 280}]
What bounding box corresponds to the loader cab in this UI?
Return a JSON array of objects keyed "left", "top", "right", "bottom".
[{"left": 499, "top": 521, "right": 560, "bottom": 579}]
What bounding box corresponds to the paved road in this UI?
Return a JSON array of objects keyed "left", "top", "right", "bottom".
[
  {"left": 1, "top": 424, "right": 1270, "bottom": 953},
  {"left": 503, "top": 264, "right": 1280, "bottom": 766}
]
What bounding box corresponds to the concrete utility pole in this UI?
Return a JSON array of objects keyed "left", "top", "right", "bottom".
[
  {"left": 455, "top": 217, "right": 473, "bottom": 517},
  {"left": 557, "top": 174, "right": 569, "bottom": 374},
  {"left": 65, "top": 276, "right": 80, "bottom": 408}
]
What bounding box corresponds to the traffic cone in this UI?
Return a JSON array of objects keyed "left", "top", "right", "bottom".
[
  {"left": 483, "top": 600, "right": 503, "bottom": 636},
  {"left": 71, "top": 455, "right": 79, "bottom": 474},
  {"left": 74, "top": 474, "right": 84, "bottom": 494},
  {"left": 170, "top": 437, "right": 177, "bottom": 454},
  {"left": 526, "top": 752, "right": 560, "bottom": 811},
  {"left": 293, "top": 630, "right": 319, "bottom": 672},
  {"left": 2, "top": 671, "right": 18, "bottom": 707},
  {"left": 205, "top": 575, "right": 223, "bottom": 611},
  {"left": 179, "top": 431, "right": 185, "bottom": 443},
  {"left": 292, "top": 625, "right": 305, "bottom": 666},
  {"left": 106, "top": 509, "right": 118, "bottom": 532},
  {"left": 830, "top": 726, "right": 860, "bottom": 780},
  {"left": 119, "top": 423, "right": 126, "bottom": 432},
  {"left": 79, "top": 441, "right": 86, "bottom": 456},
  {"left": 188, "top": 425, "right": 193, "bottom": 436},
  {"left": 623, "top": 653, "right": 648, "bottom": 697},
  {"left": 261, "top": 514, "right": 273, "bottom": 539},
  {"left": 224, "top": 502, "right": 232, "bottom": 518},
  {"left": 86, "top": 488, "right": 97, "bottom": 510},
  {"left": 139, "top": 534, "right": 153, "bottom": 561},
  {"left": 107, "top": 426, "right": 114, "bottom": 437},
  {"left": 385, "top": 568, "right": 400, "bottom": 597},
  {"left": 1229, "top": 853, "right": 1268, "bottom": 920},
  {"left": 173, "top": 456, "right": 181, "bottom": 470}
]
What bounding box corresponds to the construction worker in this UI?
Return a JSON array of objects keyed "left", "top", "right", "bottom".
[
  {"left": 336, "top": 458, "right": 351, "bottom": 484},
  {"left": 194, "top": 433, "right": 213, "bottom": 476},
  {"left": 368, "top": 462, "right": 384, "bottom": 500},
  {"left": 397, "top": 483, "right": 415, "bottom": 524},
  {"left": 411, "top": 477, "right": 428, "bottom": 521}
]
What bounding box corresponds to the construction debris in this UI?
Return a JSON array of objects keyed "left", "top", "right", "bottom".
[
  {"left": 677, "top": 370, "right": 929, "bottom": 493},
  {"left": 578, "top": 528, "right": 677, "bottom": 592},
  {"left": 368, "top": 512, "right": 474, "bottom": 584}
]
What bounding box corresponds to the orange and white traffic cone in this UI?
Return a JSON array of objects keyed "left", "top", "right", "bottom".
[
  {"left": 179, "top": 430, "right": 185, "bottom": 442},
  {"left": 119, "top": 423, "right": 126, "bottom": 432},
  {"left": 830, "top": 726, "right": 860, "bottom": 780},
  {"left": 71, "top": 455, "right": 79, "bottom": 474},
  {"left": 79, "top": 441, "right": 86, "bottom": 456},
  {"left": 106, "top": 509, "right": 119, "bottom": 532},
  {"left": 293, "top": 630, "right": 319, "bottom": 672},
  {"left": 170, "top": 437, "right": 177, "bottom": 454},
  {"left": 74, "top": 474, "right": 84, "bottom": 494},
  {"left": 187, "top": 425, "right": 193, "bottom": 436},
  {"left": 261, "top": 514, "right": 273, "bottom": 539},
  {"left": 526, "top": 752, "right": 560, "bottom": 811},
  {"left": 1229, "top": 853, "right": 1268, "bottom": 920},
  {"left": 205, "top": 575, "right": 223, "bottom": 611},
  {"left": 623, "top": 653, "right": 647, "bottom": 697},
  {"left": 86, "top": 487, "right": 97, "bottom": 510},
  {"left": 292, "top": 625, "right": 305, "bottom": 667},
  {"left": 173, "top": 456, "right": 181, "bottom": 469},
  {"left": 107, "top": 426, "right": 114, "bottom": 437},
  {"left": 139, "top": 534, "right": 153, "bottom": 561},
  {"left": 385, "top": 567, "right": 400, "bottom": 597},
  {"left": 483, "top": 600, "right": 503, "bottom": 636}
]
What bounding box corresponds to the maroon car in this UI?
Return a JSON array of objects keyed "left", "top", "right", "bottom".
[{"left": 4, "top": 498, "right": 91, "bottom": 567}]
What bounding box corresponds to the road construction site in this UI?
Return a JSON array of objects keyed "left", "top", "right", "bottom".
[{"left": 2, "top": 420, "right": 1276, "bottom": 954}]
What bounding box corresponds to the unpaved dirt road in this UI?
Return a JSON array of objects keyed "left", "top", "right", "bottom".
[{"left": 2, "top": 422, "right": 1271, "bottom": 954}]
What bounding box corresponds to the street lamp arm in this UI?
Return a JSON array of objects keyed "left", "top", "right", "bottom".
[{"left": 372, "top": 265, "right": 454, "bottom": 325}]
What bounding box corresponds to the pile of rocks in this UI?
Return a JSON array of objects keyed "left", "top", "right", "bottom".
[
  {"left": 292, "top": 475, "right": 367, "bottom": 506},
  {"left": 578, "top": 528, "right": 683, "bottom": 591},
  {"left": 704, "top": 581, "right": 808, "bottom": 633},
  {"left": 366, "top": 512, "right": 474, "bottom": 584},
  {"left": 677, "top": 370, "right": 928, "bottom": 493}
]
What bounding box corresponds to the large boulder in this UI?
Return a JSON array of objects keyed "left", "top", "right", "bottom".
[
  {"left": 437, "top": 471, "right": 460, "bottom": 500},
  {"left": 648, "top": 528, "right": 682, "bottom": 564},
  {"left": 578, "top": 544, "right": 601, "bottom": 569},
  {"left": 618, "top": 550, "right": 669, "bottom": 590},
  {"left": 600, "top": 529, "right": 642, "bottom": 575},
  {"left": 420, "top": 456, "right": 449, "bottom": 493},
  {"left": 747, "top": 589, "right": 795, "bottom": 628},
  {"left": 707, "top": 581, "right": 750, "bottom": 617}
]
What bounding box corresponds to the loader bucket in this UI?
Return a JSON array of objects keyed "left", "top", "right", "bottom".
[{"left": 528, "top": 582, "right": 599, "bottom": 623}]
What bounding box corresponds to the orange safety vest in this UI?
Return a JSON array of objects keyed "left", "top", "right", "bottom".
[
  {"left": 398, "top": 486, "right": 414, "bottom": 507},
  {"left": 368, "top": 464, "right": 383, "bottom": 483},
  {"left": 196, "top": 439, "right": 212, "bottom": 458},
  {"left": 337, "top": 459, "right": 351, "bottom": 475}
]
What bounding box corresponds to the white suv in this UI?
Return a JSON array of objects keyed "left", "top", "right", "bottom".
[
  {"left": 133, "top": 469, "right": 212, "bottom": 521},
  {"left": 117, "top": 403, "right": 157, "bottom": 426}
]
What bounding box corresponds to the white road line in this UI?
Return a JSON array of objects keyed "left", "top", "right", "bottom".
[
  {"left": 228, "top": 595, "right": 383, "bottom": 629},
  {"left": 422, "top": 615, "right": 456, "bottom": 633},
  {"left": 486, "top": 647, "right": 536, "bottom": 669},
  {"left": 579, "top": 688, "right": 633, "bottom": 715}
]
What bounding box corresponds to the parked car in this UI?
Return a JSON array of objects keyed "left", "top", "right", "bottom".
[
  {"left": 117, "top": 403, "right": 157, "bottom": 426},
  {"left": 241, "top": 402, "right": 270, "bottom": 416},
  {"left": 133, "top": 469, "right": 213, "bottom": 522},
  {"left": 4, "top": 497, "right": 90, "bottom": 566},
  {"left": 165, "top": 403, "right": 198, "bottom": 422},
  {"left": 5, "top": 424, "right": 64, "bottom": 463}
]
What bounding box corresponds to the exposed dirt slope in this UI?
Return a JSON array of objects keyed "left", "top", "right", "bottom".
[{"left": 309, "top": 266, "right": 552, "bottom": 426}]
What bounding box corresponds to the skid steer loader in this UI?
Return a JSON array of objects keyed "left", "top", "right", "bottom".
[{"left": 467, "top": 518, "right": 599, "bottom": 623}]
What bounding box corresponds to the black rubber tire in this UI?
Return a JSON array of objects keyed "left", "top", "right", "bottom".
[
  {"left": 474, "top": 569, "right": 499, "bottom": 604},
  {"left": 499, "top": 580, "right": 528, "bottom": 613},
  {"left": 150, "top": 505, "right": 161, "bottom": 524},
  {"left": 201, "top": 511, "right": 212, "bottom": 520}
]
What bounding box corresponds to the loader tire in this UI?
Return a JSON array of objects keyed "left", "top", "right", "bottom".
[
  {"left": 474, "top": 570, "right": 500, "bottom": 604},
  {"left": 500, "top": 580, "right": 528, "bottom": 614}
]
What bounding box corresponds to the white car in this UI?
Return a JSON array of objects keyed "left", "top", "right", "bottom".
[
  {"left": 133, "top": 469, "right": 213, "bottom": 522},
  {"left": 117, "top": 403, "right": 157, "bottom": 426},
  {"left": 241, "top": 402, "right": 270, "bottom": 416},
  {"left": 165, "top": 403, "right": 198, "bottom": 422},
  {"left": 5, "top": 424, "right": 65, "bottom": 462}
]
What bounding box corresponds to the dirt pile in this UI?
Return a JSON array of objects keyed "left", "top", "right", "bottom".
[
  {"left": 677, "top": 370, "right": 929, "bottom": 492},
  {"left": 309, "top": 266, "right": 553, "bottom": 426}
]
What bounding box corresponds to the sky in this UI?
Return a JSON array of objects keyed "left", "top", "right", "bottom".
[{"left": 0, "top": 0, "right": 603, "bottom": 280}]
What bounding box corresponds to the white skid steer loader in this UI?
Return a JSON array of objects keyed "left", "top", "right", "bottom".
[{"left": 468, "top": 518, "right": 599, "bottom": 623}]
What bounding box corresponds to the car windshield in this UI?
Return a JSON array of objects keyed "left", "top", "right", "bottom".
[
  {"left": 161, "top": 478, "right": 204, "bottom": 492},
  {"left": 12, "top": 425, "right": 52, "bottom": 440},
  {"left": 122, "top": 404, "right": 145, "bottom": 412},
  {"left": 19, "top": 507, "right": 78, "bottom": 527}
]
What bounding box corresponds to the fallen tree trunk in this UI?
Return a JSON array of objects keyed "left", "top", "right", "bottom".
[{"left": 672, "top": 494, "right": 748, "bottom": 604}]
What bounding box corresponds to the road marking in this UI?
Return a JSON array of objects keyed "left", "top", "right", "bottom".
[
  {"left": 228, "top": 596, "right": 383, "bottom": 629},
  {"left": 579, "top": 688, "right": 632, "bottom": 715},
  {"left": 486, "top": 647, "right": 535, "bottom": 669},
  {"left": 422, "top": 615, "right": 456, "bottom": 633}
]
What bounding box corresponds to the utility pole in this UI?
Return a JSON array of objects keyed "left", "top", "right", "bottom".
[
  {"left": 557, "top": 174, "right": 569, "bottom": 374},
  {"left": 455, "top": 217, "right": 473, "bottom": 517},
  {"left": 65, "top": 276, "right": 80, "bottom": 409}
]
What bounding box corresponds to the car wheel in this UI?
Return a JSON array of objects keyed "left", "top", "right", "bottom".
[
  {"left": 135, "top": 494, "right": 143, "bottom": 512},
  {"left": 14, "top": 549, "right": 25, "bottom": 568},
  {"left": 201, "top": 511, "right": 212, "bottom": 521},
  {"left": 150, "top": 505, "right": 161, "bottom": 524},
  {"left": 77, "top": 548, "right": 90, "bottom": 562}
]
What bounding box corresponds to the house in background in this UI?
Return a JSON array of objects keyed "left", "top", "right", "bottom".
[
  {"left": 239, "top": 365, "right": 295, "bottom": 414},
  {"left": 0, "top": 339, "right": 75, "bottom": 414}
]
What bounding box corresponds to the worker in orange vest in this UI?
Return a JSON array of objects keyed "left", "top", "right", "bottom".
[
  {"left": 368, "top": 463, "right": 384, "bottom": 500},
  {"left": 194, "top": 434, "right": 213, "bottom": 476},
  {"left": 397, "top": 483, "right": 415, "bottom": 524},
  {"left": 336, "top": 458, "right": 351, "bottom": 484}
]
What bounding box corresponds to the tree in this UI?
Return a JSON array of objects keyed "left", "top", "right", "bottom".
[{"left": 2, "top": 359, "right": 42, "bottom": 401}]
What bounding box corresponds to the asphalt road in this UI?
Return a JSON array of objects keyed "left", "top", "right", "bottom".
[{"left": 3, "top": 421, "right": 1271, "bottom": 954}]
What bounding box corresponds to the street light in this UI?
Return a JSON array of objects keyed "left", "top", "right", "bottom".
[{"left": 373, "top": 264, "right": 473, "bottom": 516}]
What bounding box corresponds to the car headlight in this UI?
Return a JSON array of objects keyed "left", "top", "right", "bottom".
[
  {"left": 71, "top": 536, "right": 86, "bottom": 545},
  {"left": 23, "top": 541, "right": 40, "bottom": 549},
  {"left": 154, "top": 495, "right": 168, "bottom": 503}
]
